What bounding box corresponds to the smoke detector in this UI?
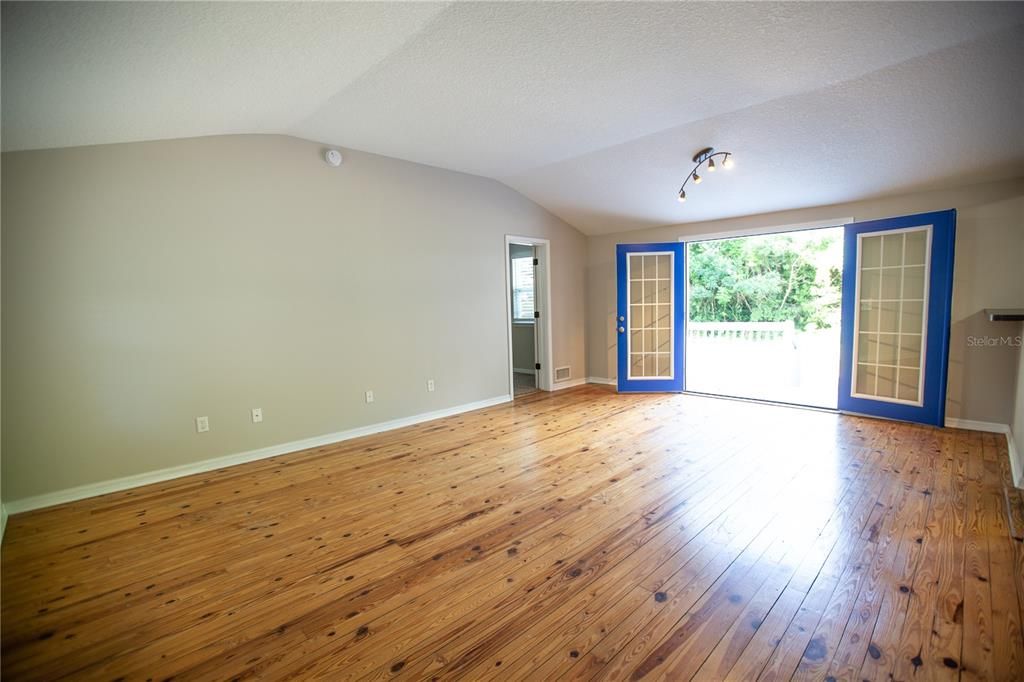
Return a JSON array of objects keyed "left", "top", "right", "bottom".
[{"left": 324, "top": 149, "right": 343, "bottom": 167}]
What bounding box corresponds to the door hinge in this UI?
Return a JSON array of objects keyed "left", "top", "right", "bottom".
[
  {"left": 534, "top": 311, "right": 540, "bottom": 319},
  {"left": 535, "top": 362, "right": 541, "bottom": 370},
  {"left": 533, "top": 258, "right": 539, "bottom": 266}
]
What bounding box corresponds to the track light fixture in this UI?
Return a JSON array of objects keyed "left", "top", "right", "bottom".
[{"left": 676, "top": 147, "right": 734, "bottom": 205}]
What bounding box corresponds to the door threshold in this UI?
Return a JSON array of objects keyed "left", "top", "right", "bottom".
[{"left": 681, "top": 390, "right": 838, "bottom": 415}]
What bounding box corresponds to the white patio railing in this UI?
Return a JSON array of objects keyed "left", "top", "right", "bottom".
[{"left": 687, "top": 320, "right": 795, "bottom": 346}]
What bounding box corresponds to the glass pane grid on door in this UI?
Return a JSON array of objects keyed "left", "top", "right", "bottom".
[
  {"left": 852, "top": 228, "right": 930, "bottom": 404},
  {"left": 628, "top": 253, "right": 673, "bottom": 379}
]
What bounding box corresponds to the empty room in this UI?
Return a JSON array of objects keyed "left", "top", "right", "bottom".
[{"left": 3, "top": 2, "right": 1024, "bottom": 680}]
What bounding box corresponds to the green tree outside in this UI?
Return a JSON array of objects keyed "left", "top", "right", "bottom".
[{"left": 687, "top": 231, "right": 842, "bottom": 332}]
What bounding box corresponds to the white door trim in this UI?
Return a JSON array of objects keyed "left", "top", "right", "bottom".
[
  {"left": 505, "top": 235, "right": 553, "bottom": 394},
  {"left": 678, "top": 217, "right": 854, "bottom": 243}
]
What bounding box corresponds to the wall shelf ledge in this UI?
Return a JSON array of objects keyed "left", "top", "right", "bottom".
[{"left": 985, "top": 308, "right": 1024, "bottom": 322}]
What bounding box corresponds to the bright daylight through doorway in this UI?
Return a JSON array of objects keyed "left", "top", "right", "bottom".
[{"left": 685, "top": 226, "right": 844, "bottom": 409}]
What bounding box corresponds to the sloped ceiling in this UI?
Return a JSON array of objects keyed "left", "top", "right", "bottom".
[{"left": 4, "top": 2, "right": 1023, "bottom": 234}]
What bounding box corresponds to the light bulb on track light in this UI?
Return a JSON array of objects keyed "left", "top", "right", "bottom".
[{"left": 676, "top": 147, "right": 733, "bottom": 203}]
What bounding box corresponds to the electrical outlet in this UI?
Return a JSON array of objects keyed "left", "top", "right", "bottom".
[
  {"left": 427, "top": 379, "right": 435, "bottom": 392},
  {"left": 365, "top": 390, "right": 374, "bottom": 403},
  {"left": 196, "top": 416, "right": 209, "bottom": 433},
  {"left": 251, "top": 407, "right": 263, "bottom": 423}
]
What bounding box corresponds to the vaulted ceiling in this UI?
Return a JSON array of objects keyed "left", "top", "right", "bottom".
[{"left": 4, "top": 2, "right": 1023, "bottom": 234}]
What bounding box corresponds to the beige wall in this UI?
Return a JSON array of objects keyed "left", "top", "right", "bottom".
[
  {"left": 586, "top": 179, "right": 1024, "bottom": 426},
  {"left": 1, "top": 167, "right": 4, "bottom": 531},
  {"left": 1, "top": 134, "right": 587, "bottom": 502},
  {"left": 946, "top": 192, "right": 1024, "bottom": 426}
]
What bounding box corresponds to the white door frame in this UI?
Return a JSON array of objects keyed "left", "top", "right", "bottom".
[
  {"left": 676, "top": 217, "right": 854, "bottom": 244},
  {"left": 505, "top": 235, "right": 553, "bottom": 394},
  {"left": 678, "top": 217, "right": 852, "bottom": 408}
]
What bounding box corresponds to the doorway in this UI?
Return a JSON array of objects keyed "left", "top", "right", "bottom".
[
  {"left": 685, "top": 226, "right": 844, "bottom": 408},
  {"left": 616, "top": 209, "right": 956, "bottom": 427},
  {"left": 510, "top": 243, "right": 538, "bottom": 396},
  {"left": 505, "top": 236, "right": 552, "bottom": 398}
]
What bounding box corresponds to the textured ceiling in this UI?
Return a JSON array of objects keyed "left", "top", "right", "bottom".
[{"left": 4, "top": 2, "right": 1024, "bottom": 234}]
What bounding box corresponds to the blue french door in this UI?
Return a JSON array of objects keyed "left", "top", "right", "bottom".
[
  {"left": 616, "top": 243, "right": 686, "bottom": 392},
  {"left": 837, "top": 210, "right": 956, "bottom": 426}
]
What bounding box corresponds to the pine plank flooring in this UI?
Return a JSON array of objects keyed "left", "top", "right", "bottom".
[{"left": 2, "top": 385, "right": 1023, "bottom": 680}]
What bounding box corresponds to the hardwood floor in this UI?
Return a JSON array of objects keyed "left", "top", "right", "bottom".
[{"left": 3, "top": 385, "right": 1023, "bottom": 680}]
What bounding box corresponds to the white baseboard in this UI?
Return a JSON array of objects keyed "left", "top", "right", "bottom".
[
  {"left": 513, "top": 368, "right": 536, "bottom": 376},
  {"left": 1009, "top": 430, "right": 1023, "bottom": 489},
  {"left": 587, "top": 376, "right": 617, "bottom": 386},
  {"left": 4, "top": 393, "right": 513, "bottom": 515},
  {"left": 944, "top": 417, "right": 1010, "bottom": 434},
  {"left": 551, "top": 377, "right": 587, "bottom": 390},
  {"left": 1, "top": 504, "right": 8, "bottom": 543},
  {"left": 945, "top": 418, "right": 1022, "bottom": 490}
]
